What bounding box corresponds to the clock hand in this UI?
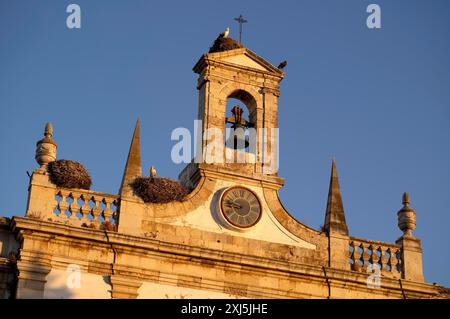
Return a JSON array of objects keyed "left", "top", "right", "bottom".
[{"left": 226, "top": 202, "right": 242, "bottom": 209}]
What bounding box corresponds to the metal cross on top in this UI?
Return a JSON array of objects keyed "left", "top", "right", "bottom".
[{"left": 234, "top": 14, "right": 247, "bottom": 43}]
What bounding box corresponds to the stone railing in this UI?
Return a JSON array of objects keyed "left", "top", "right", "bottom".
[
  {"left": 49, "top": 188, "right": 119, "bottom": 231},
  {"left": 349, "top": 237, "right": 402, "bottom": 278}
]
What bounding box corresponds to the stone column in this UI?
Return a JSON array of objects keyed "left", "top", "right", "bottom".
[
  {"left": 26, "top": 172, "right": 56, "bottom": 220},
  {"left": 26, "top": 122, "right": 58, "bottom": 221},
  {"left": 260, "top": 87, "right": 280, "bottom": 175},
  {"left": 396, "top": 236, "right": 424, "bottom": 282},
  {"left": 396, "top": 193, "right": 424, "bottom": 282}
]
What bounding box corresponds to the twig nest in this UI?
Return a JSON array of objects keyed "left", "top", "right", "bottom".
[
  {"left": 131, "top": 177, "right": 189, "bottom": 203},
  {"left": 209, "top": 37, "right": 243, "bottom": 53},
  {"left": 48, "top": 159, "right": 92, "bottom": 190}
]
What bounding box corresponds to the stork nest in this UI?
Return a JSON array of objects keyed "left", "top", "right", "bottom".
[
  {"left": 209, "top": 37, "right": 243, "bottom": 53},
  {"left": 48, "top": 160, "right": 92, "bottom": 190},
  {"left": 130, "top": 177, "right": 189, "bottom": 204}
]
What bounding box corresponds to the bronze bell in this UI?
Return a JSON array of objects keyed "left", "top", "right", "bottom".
[
  {"left": 225, "top": 126, "right": 249, "bottom": 150},
  {"left": 225, "top": 105, "right": 252, "bottom": 150}
]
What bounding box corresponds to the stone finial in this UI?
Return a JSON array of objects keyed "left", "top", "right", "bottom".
[
  {"left": 35, "top": 122, "right": 57, "bottom": 171},
  {"left": 397, "top": 192, "right": 416, "bottom": 237},
  {"left": 119, "top": 119, "right": 142, "bottom": 197},
  {"left": 402, "top": 192, "right": 410, "bottom": 206},
  {"left": 44, "top": 122, "right": 53, "bottom": 136},
  {"left": 323, "top": 159, "right": 349, "bottom": 235}
]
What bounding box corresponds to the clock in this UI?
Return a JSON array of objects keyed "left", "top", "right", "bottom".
[{"left": 220, "top": 187, "right": 262, "bottom": 228}]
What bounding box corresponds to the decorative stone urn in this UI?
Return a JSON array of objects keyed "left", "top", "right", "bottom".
[
  {"left": 397, "top": 192, "right": 416, "bottom": 237},
  {"left": 35, "top": 122, "right": 57, "bottom": 171}
]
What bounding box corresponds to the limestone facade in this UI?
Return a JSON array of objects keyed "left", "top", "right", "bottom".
[{"left": 0, "top": 43, "right": 448, "bottom": 299}]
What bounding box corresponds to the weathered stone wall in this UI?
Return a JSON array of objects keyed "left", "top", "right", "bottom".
[
  {"left": 5, "top": 216, "right": 447, "bottom": 299},
  {"left": 193, "top": 48, "right": 283, "bottom": 176},
  {"left": 0, "top": 218, "right": 18, "bottom": 299},
  {"left": 1, "top": 47, "right": 448, "bottom": 299},
  {"left": 4, "top": 161, "right": 446, "bottom": 299}
]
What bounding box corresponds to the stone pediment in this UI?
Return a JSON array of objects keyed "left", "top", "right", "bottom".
[{"left": 194, "top": 48, "right": 284, "bottom": 77}]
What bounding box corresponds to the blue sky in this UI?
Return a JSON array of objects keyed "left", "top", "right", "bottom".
[{"left": 1, "top": 0, "right": 449, "bottom": 287}]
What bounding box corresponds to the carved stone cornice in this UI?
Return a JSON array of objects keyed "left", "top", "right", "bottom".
[
  {"left": 181, "top": 162, "right": 285, "bottom": 190},
  {"left": 15, "top": 250, "right": 52, "bottom": 299},
  {"left": 8, "top": 216, "right": 446, "bottom": 299},
  {"left": 193, "top": 48, "right": 285, "bottom": 79},
  {"left": 259, "top": 86, "right": 281, "bottom": 97}
]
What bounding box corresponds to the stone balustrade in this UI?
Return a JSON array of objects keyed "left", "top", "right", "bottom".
[
  {"left": 26, "top": 177, "right": 120, "bottom": 231},
  {"left": 51, "top": 188, "right": 119, "bottom": 230},
  {"left": 349, "top": 237, "right": 402, "bottom": 278}
]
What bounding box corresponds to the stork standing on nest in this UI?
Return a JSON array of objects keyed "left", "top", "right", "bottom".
[
  {"left": 150, "top": 166, "right": 157, "bottom": 180},
  {"left": 219, "top": 27, "right": 230, "bottom": 38}
]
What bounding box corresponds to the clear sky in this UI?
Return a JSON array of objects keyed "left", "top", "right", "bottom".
[{"left": 1, "top": 0, "right": 449, "bottom": 287}]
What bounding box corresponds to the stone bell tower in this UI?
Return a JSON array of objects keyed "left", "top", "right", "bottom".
[{"left": 181, "top": 37, "right": 285, "bottom": 188}]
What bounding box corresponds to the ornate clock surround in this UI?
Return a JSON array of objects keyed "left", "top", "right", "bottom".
[{"left": 219, "top": 186, "right": 262, "bottom": 229}]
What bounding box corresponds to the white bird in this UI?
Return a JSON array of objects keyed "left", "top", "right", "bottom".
[
  {"left": 219, "top": 27, "right": 230, "bottom": 38},
  {"left": 150, "top": 166, "right": 157, "bottom": 179}
]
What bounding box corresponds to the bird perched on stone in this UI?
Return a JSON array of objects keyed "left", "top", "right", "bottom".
[
  {"left": 277, "top": 60, "right": 287, "bottom": 70},
  {"left": 150, "top": 166, "right": 157, "bottom": 179},
  {"left": 219, "top": 27, "right": 230, "bottom": 38}
]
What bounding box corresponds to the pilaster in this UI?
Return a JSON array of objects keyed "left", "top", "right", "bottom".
[
  {"left": 15, "top": 251, "right": 52, "bottom": 299},
  {"left": 396, "top": 235, "right": 424, "bottom": 282},
  {"left": 110, "top": 275, "right": 142, "bottom": 299},
  {"left": 26, "top": 171, "right": 56, "bottom": 220}
]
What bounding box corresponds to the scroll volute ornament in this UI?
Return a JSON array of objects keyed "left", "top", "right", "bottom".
[
  {"left": 35, "top": 122, "right": 57, "bottom": 170},
  {"left": 397, "top": 192, "right": 416, "bottom": 237}
]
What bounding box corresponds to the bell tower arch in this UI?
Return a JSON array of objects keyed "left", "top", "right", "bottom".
[{"left": 188, "top": 45, "right": 284, "bottom": 186}]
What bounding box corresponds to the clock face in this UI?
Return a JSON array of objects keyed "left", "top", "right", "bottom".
[{"left": 220, "top": 187, "right": 262, "bottom": 228}]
